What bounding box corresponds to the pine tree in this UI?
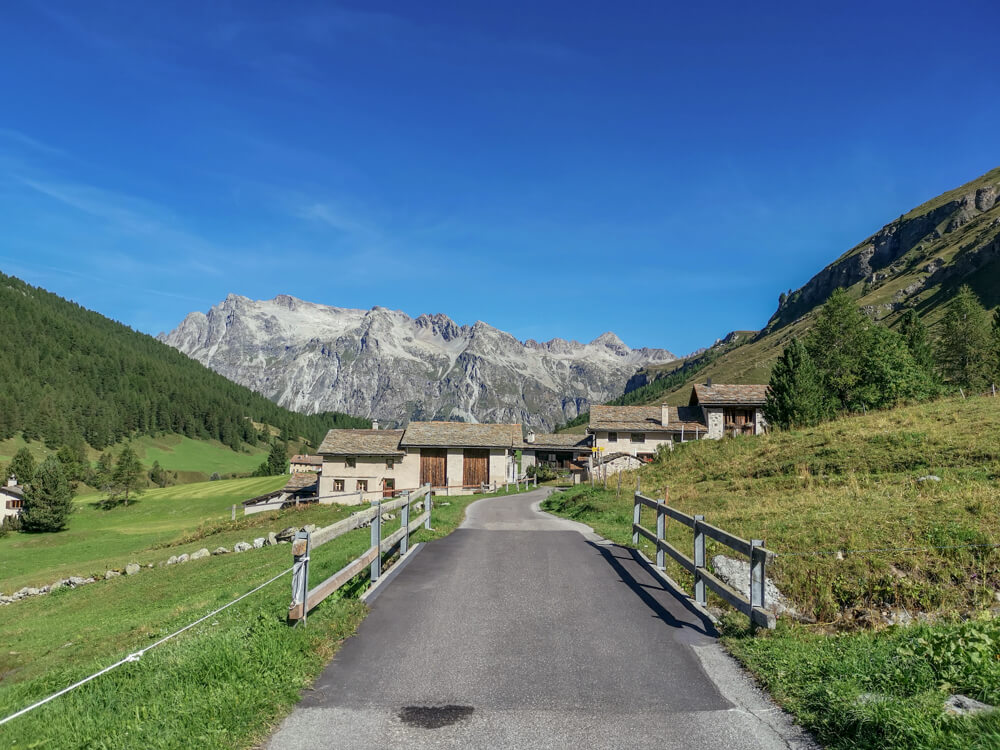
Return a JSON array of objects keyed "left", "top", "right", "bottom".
[
  {"left": 20, "top": 456, "right": 74, "bottom": 532},
  {"left": 855, "top": 325, "right": 934, "bottom": 409},
  {"left": 898, "top": 308, "right": 935, "bottom": 375},
  {"left": 93, "top": 451, "right": 115, "bottom": 491},
  {"left": 148, "top": 460, "right": 169, "bottom": 488},
  {"left": 256, "top": 441, "right": 289, "bottom": 476},
  {"left": 805, "top": 289, "right": 869, "bottom": 410},
  {"left": 7, "top": 447, "right": 36, "bottom": 486},
  {"left": 764, "top": 338, "right": 829, "bottom": 429},
  {"left": 936, "top": 285, "right": 994, "bottom": 392},
  {"left": 112, "top": 444, "right": 145, "bottom": 506}
]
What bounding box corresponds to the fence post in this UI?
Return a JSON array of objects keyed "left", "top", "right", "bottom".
[
  {"left": 290, "top": 529, "right": 310, "bottom": 624},
  {"left": 656, "top": 501, "right": 665, "bottom": 569},
  {"left": 750, "top": 539, "right": 766, "bottom": 610},
  {"left": 424, "top": 482, "right": 432, "bottom": 530},
  {"left": 231, "top": 504, "right": 236, "bottom": 521},
  {"left": 632, "top": 493, "right": 641, "bottom": 545},
  {"left": 693, "top": 514, "right": 706, "bottom": 606},
  {"left": 370, "top": 499, "right": 382, "bottom": 583},
  {"left": 400, "top": 491, "right": 410, "bottom": 556}
]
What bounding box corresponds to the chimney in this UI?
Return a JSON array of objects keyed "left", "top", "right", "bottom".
[
  {"left": 526, "top": 430, "right": 536, "bottom": 444},
  {"left": 661, "top": 404, "right": 669, "bottom": 427},
  {"left": 7, "top": 475, "right": 17, "bottom": 487},
  {"left": 706, "top": 377, "right": 713, "bottom": 387},
  {"left": 371, "top": 419, "right": 379, "bottom": 431}
]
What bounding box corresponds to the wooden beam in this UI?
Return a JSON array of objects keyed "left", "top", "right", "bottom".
[{"left": 303, "top": 546, "right": 379, "bottom": 612}]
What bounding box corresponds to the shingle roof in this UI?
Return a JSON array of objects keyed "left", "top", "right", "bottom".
[
  {"left": 290, "top": 454, "right": 322, "bottom": 465},
  {"left": 690, "top": 383, "right": 769, "bottom": 407},
  {"left": 400, "top": 421, "right": 522, "bottom": 448},
  {"left": 284, "top": 472, "right": 318, "bottom": 492},
  {"left": 318, "top": 429, "right": 406, "bottom": 456},
  {"left": 589, "top": 405, "right": 707, "bottom": 433},
  {"left": 522, "top": 433, "right": 593, "bottom": 450},
  {"left": 1, "top": 484, "right": 23, "bottom": 498}
]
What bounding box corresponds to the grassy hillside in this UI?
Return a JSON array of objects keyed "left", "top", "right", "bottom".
[
  {"left": 0, "top": 271, "right": 368, "bottom": 453},
  {"left": 0, "top": 433, "right": 269, "bottom": 485},
  {"left": 543, "top": 395, "right": 1000, "bottom": 749}
]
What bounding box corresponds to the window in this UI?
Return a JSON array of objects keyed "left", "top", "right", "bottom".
[
  {"left": 345, "top": 457, "right": 356, "bottom": 468},
  {"left": 333, "top": 479, "right": 344, "bottom": 492},
  {"left": 6, "top": 499, "right": 22, "bottom": 510},
  {"left": 608, "top": 432, "right": 618, "bottom": 443},
  {"left": 631, "top": 433, "right": 645, "bottom": 444},
  {"left": 386, "top": 457, "right": 395, "bottom": 469},
  {"left": 357, "top": 480, "right": 368, "bottom": 492}
]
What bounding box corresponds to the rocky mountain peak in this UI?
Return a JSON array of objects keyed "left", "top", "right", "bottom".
[{"left": 160, "top": 296, "right": 678, "bottom": 430}]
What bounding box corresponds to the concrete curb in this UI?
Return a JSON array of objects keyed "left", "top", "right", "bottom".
[{"left": 360, "top": 543, "right": 425, "bottom": 606}]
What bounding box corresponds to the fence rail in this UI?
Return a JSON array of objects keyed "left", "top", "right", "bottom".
[
  {"left": 288, "top": 484, "right": 431, "bottom": 623},
  {"left": 633, "top": 490, "right": 776, "bottom": 629}
]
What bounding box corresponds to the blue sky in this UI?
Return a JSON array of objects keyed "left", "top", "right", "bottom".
[{"left": 1, "top": 1, "right": 998, "bottom": 355}]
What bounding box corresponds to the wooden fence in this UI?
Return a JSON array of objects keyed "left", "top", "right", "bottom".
[
  {"left": 288, "top": 485, "right": 432, "bottom": 623},
  {"left": 633, "top": 490, "right": 777, "bottom": 628}
]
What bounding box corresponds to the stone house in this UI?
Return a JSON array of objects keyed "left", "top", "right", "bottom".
[
  {"left": 289, "top": 454, "right": 322, "bottom": 474},
  {"left": 689, "top": 383, "right": 769, "bottom": 438},
  {"left": 1, "top": 477, "right": 25, "bottom": 527},
  {"left": 318, "top": 422, "right": 522, "bottom": 505},
  {"left": 520, "top": 431, "right": 593, "bottom": 471},
  {"left": 588, "top": 403, "right": 709, "bottom": 461}
]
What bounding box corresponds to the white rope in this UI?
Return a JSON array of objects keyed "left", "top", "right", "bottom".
[{"left": 0, "top": 566, "right": 294, "bottom": 727}]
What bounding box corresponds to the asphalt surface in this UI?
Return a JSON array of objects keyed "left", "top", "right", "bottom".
[{"left": 268, "top": 488, "right": 814, "bottom": 749}]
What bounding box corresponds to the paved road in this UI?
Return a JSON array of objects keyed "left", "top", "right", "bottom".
[{"left": 268, "top": 489, "right": 813, "bottom": 749}]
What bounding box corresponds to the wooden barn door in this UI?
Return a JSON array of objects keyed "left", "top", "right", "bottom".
[
  {"left": 420, "top": 449, "right": 447, "bottom": 487},
  {"left": 463, "top": 449, "right": 489, "bottom": 488}
]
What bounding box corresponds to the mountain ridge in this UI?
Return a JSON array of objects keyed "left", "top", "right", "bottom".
[{"left": 160, "top": 295, "right": 678, "bottom": 431}]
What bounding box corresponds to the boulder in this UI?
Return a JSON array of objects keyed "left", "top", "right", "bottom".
[
  {"left": 413, "top": 501, "right": 424, "bottom": 512},
  {"left": 253, "top": 537, "right": 266, "bottom": 549},
  {"left": 710, "top": 554, "right": 795, "bottom": 616},
  {"left": 125, "top": 563, "right": 141, "bottom": 576},
  {"left": 944, "top": 694, "right": 995, "bottom": 717},
  {"left": 381, "top": 512, "right": 396, "bottom": 522},
  {"left": 166, "top": 555, "right": 178, "bottom": 565},
  {"left": 276, "top": 527, "right": 297, "bottom": 542},
  {"left": 266, "top": 532, "right": 278, "bottom": 546},
  {"left": 69, "top": 576, "right": 94, "bottom": 586},
  {"left": 233, "top": 541, "right": 252, "bottom": 553},
  {"left": 190, "top": 548, "right": 210, "bottom": 560},
  {"left": 917, "top": 475, "right": 942, "bottom": 483},
  {"left": 212, "top": 546, "right": 229, "bottom": 555},
  {"left": 176, "top": 553, "right": 190, "bottom": 564},
  {"left": 105, "top": 570, "right": 120, "bottom": 579},
  {"left": 302, "top": 524, "right": 317, "bottom": 534},
  {"left": 50, "top": 579, "right": 67, "bottom": 591}
]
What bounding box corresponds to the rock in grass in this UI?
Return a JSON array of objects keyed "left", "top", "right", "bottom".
[
  {"left": 711, "top": 554, "right": 795, "bottom": 616},
  {"left": 190, "top": 548, "right": 210, "bottom": 560},
  {"left": 125, "top": 563, "right": 141, "bottom": 576},
  {"left": 233, "top": 541, "right": 252, "bottom": 553},
  {"left": 266, "top": 532, "right": 278, "bottom": 546},
  {"left": 105, "top": 570, "right": 120, "bottom": 579},
  {"left": 917, "top": 475, "right": 942, "bottom": 482},
  {"left": 253, "top": 537, "right": 266, "bottom": 549},
  {"left": 176, "top": 553, "right": 190, "bottom": 564},
  {"left": 212, "top": 546, "right": 229, "bottom": 555},
  {"left": 166, "top": 555, "right": 178, "bottom": 565},
  {"left": 944, "top": 694, "right": 995, "bottom": 717},
  {"left": 69, "top": 576, "right": 94, "bottom": 586},
  {"left": 275, "top": 527, "right": 297, "bottom": 542},
  {"left": 302, "top": 524, "right": 317, "bottom": 534}
]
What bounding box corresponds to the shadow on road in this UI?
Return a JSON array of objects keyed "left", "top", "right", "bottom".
[{"left": 588, "top": 541, "right": 719, "bottom": 639}]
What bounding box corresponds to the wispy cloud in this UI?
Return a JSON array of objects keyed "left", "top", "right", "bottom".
[{"left": 0, "top": 129, "right": 66, "bottom": 157}]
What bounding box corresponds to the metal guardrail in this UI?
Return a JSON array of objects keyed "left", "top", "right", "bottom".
[
  {"left": 633, "top": 490, "right": 777, "bottom": 629},
  {"left": 288, "top": 484, "right": 432, "bottom": 623}
]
